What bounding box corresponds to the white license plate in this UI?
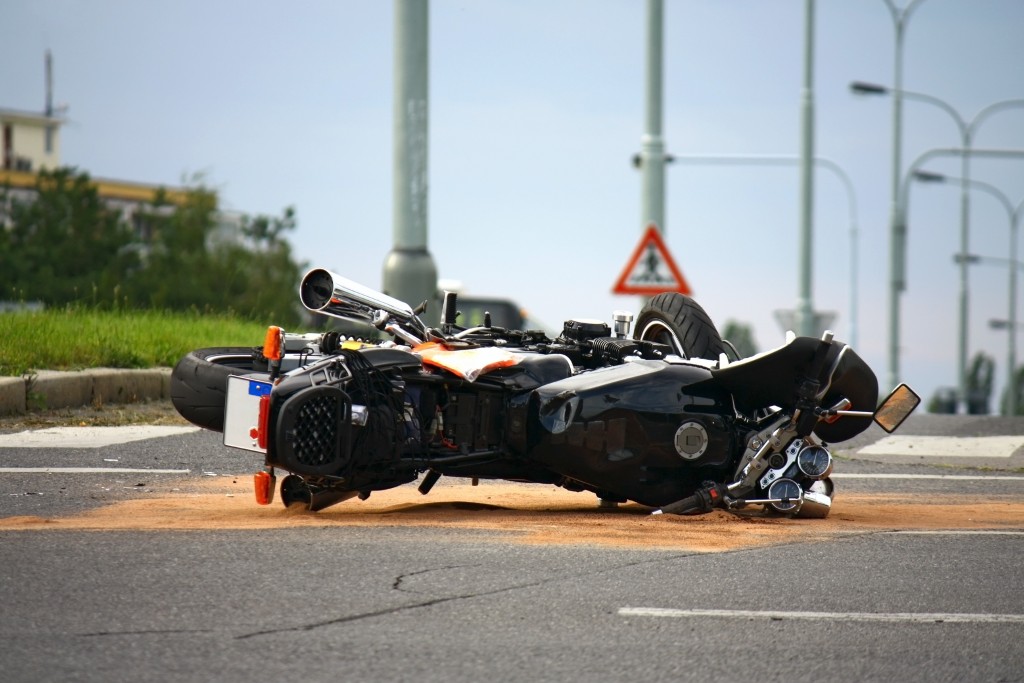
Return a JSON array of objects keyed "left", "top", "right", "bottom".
[{"left": 223, "top": 375, "right": 272, "bottom": 452}]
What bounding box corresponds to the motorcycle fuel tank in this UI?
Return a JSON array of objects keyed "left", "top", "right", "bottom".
[{"left": 527, "top": 359, "right": 736, "bottom": 507}]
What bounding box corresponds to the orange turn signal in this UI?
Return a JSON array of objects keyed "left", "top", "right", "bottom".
[
  {"left": 262, "top": 325, "right": 284, "bottom": 361},
  {"left": 254, "top": 470, "right": 276, "bottom": 505}
]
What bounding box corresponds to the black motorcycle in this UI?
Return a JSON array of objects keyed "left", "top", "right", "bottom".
[{"left": 171, "top": 268, "right": 919, "bottom": 518}]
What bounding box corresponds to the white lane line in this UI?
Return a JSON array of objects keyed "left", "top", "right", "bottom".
[
  {"left": 618, "top": 608, "right": 1024, "bottom": 623},
  {"left": 832, "top": 473, "right": 1024, "bottom": 481},
  {"left": 0, "top": 467, "right": 190, "bottom": 474},
  {"left": 0, "top": 425, "right": 199, "bottom": 449},
  {"left": 857, "top": 435, "right": 1024, "bottom": 458},
  {"left": 889, "top": 530, "right": 1024, "bottom": 536}
]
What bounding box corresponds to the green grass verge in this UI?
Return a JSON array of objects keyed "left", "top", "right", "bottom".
[{"left": 0, "top": 308, "right": 277, "bottom": 376}]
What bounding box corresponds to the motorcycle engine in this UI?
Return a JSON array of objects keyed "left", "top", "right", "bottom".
[
  {"left": 553, "top": 318, "right": 670, "bottom": 368},
  {"left": 559, "top": 319, "right": 611, "bottom": 342}
]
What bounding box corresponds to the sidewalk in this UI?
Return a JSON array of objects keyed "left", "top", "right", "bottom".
[
  {"left": 834, "top": 414, "right": 1024, "bottom": 472},
  {"left": 0, "top": 368, "right": 172, "bottom": 416}
]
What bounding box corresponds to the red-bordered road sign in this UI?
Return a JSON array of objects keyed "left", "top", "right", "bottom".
[{"left": 612, "top": 224, "right": 692, "bottom": 296}]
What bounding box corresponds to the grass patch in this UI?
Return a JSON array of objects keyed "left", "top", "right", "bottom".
[{"left": 0, "top": 307, "right": 279, "bottom": 376}]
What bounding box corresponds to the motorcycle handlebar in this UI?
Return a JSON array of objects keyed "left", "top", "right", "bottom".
[
  {"left": 653, "top": 494, "right": 705, "bottom": 516},
  {"left": 653, "top": 482, "right": 727, "bottom": 516}
]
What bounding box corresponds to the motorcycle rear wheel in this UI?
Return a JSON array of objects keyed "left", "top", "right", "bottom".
[
  {"left": 634, "top": 292, "right": 725, "bottom": 361},
  {"left": 170, "top": 347, "right": 261, "bottom": 432}
]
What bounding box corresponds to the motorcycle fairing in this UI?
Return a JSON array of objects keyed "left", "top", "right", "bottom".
[
  {"left": 709, "top": 336, "right": 878, "bottom": 443},
  {"left": 528, "top": 359, "right": 737, "bottom": 507}
]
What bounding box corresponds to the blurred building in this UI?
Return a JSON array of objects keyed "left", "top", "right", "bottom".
[
  {"left": 0, "top": 99, "right": 243, "bottom": 251},
  {"left": 1, "top": 106, "right": 61, "bottom": 172}
]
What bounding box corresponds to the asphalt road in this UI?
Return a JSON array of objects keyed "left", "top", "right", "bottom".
[{"left": 1, "top": 415, "right": 1022, "bottom": 683}]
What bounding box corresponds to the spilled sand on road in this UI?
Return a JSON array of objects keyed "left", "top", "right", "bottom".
[{"left": 3, "top": 477, "right": 1022, "bottom": 551}]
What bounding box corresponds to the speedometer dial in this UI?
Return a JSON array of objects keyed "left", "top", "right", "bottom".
[
  {"left": 797, "top": 445, "right": 833, "bottom": 479},
  {"left": 767, "top": 478, "right": 802, "bottom": 513}
]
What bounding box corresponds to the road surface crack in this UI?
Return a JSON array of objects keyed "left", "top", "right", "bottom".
[{"left": 235, "top": 552, "right": 704, "bottom": 639}]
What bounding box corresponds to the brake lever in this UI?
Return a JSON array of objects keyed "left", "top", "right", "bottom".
[{"left": 815, "top": 398, "right": 874, "bottom": 423}]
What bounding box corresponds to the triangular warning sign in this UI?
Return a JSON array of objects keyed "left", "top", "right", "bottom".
[{"left": 612, "top": 224, "right": 692, "bottom": 296}]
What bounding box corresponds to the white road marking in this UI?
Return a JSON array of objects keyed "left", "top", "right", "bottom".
[
  {"left": 0, "top": 467, "right": 189, "bottom": 474},
  {"left": 0, "top": 425, "right": 199, "bottom": 449},
  {"left": 857, "top": 435, "right": 1024, "bottom": 458},
  {"left": 832, "top": 473, "right": 1024, "bottom": 481},
  {"left": 890, "top": 530, "right": 1024, "bottom": 536},
  {"left": 618, "top": 607, "right": 1024, "bottom": 623}
]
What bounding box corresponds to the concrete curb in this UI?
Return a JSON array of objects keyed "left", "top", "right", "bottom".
[{"left": 0, "top": 368, "right": 173, "bottom": 416}]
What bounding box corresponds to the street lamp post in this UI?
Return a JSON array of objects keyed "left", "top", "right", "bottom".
[
  {"left": 887, "top": 147, "right": 1024, "bottom": 394},
  {"left": 851, "top": 80, "right": 1024, "bottom": 405},
  {"left": 867, "top": 0, "right": 929, "bottom": 394},
  {"left": 914, "top": 169, "right": 1024, "bottom": 414}
]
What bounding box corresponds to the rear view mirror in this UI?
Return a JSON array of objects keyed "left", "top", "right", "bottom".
[{"left": 874, "top": 383, "right": 921, "bottom": 433}]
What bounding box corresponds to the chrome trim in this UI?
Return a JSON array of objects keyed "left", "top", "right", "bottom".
[{"left": 300, "top": 268, "right": 422, "bottom": 336}]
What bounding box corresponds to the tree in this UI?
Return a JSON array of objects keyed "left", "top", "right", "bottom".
[
  {"left": 1001, "top": 364, "right": 1024, "bottom": 416},
  {"left": 965, "top": 351, "right": 994, "bottom": 415},
  {"left": 0, "top": 168, "right": 138, "bottom": 305},
  {"left": 127, "top": 179, "right": 219, "bottom": 311},
  {"left": 721, "top": 320, "right": 758, "bottom": 359},
  {"left": 131, "top": 182, "right": 305, "bottom": 324},
  {"left": 1, "top": 167, "right": 306, "bottom": 324},
  {"left": 208, "top": 206, "right": 304, "bottom": 324}
]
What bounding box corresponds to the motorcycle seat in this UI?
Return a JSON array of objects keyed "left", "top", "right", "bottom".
[{"left": 710, "top": 336, "right": 878, "bottom": 442}]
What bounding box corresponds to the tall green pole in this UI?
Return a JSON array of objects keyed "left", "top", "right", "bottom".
[
  {"left": 797, "top": 0, "right": 816, "bottom": 337},
  {"left": 639, "top": 0, "right": 666, "bottom": 234},
  {"left": 881, "top": 0, "right": 928, "bottom": 393},
  {"left": 383, "top": 0, "right": 438, "bottom": 313},
  {"left": 1010, "top": 208, "right": 1019, "bottom": 415}
]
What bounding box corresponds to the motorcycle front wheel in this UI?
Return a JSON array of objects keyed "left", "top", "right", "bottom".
[
  {"left": 170, "top": 347, "right": 262, "bottom": 432},
  {"left": 634, "top": 292, "right": 725, "bottom": 361}
]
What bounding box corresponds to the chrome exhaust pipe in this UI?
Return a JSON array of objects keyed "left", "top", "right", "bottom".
[
  {"left": 300, "top": 268, "right": 417, "bottom": 328},
  {"left": 795, "top": 479, "right": 834, "bottom": 519}
]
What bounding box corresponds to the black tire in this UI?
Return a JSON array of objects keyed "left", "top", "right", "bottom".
[
  {"left": 171, "top": 347, "right": 260, "bottom": 432},
  {"left": 634, "top": 292, "right": 725, "bottom": 361}
]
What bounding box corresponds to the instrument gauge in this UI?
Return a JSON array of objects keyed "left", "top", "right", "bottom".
[
  {"left": 767, "top": 478, "right": 803, "bottom": 514},
  {"left": 797, "top": 445, "right": 833, "bottom": 479}
]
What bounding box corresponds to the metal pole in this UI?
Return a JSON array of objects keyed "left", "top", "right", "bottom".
[
  {"left": 957, "top": 133, "right": 971, "bottom": 412},
  {"left": 797, "top": 0, "right": 816, "bottom": 337},
  {"left": 639, "top": 0, "right": 666, "bottom": 234},
  {"left": 880, "top": 0, "right": 928, "bottom": 391},
  {"left": 853, "top": 81, "right": 1024, "bottom": 405},
  {"left": 384, "top": 0, "right": 438, "bottom": 312},
  {"left": 1011, "top": 209, "right": 1019, "bottom": 415},
  {"left": 899, "top": 148, "right": 1024, "bottom": 400},
  {"left": 912, "top": 168, "right": 1024, "bottom": 414},
  {"left": 887, "top": 10, "right": 906, "bottom": 392}
]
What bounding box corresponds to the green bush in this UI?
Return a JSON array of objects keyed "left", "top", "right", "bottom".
[{"left": 0, "top": 307, "right": 275, "bottom": 376}]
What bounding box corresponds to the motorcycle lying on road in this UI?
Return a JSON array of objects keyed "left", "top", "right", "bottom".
[{"left": 171, "top": 268, "right": 920, "bottom": 518}]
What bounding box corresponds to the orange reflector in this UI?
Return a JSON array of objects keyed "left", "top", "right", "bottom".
[
  {"left": 257, "top": 394, "right": 270, "bottom": 449},
  {"left": 263, "top": 325, "right": 284, "bottom": 361},
  {"left": 254, "top": 470, "right": 276, "bottom": 505}
]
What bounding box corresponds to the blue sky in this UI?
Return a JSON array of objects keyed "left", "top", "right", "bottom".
[{"left": 4, "top": 0, "right": 1024, "bottom": 408}]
